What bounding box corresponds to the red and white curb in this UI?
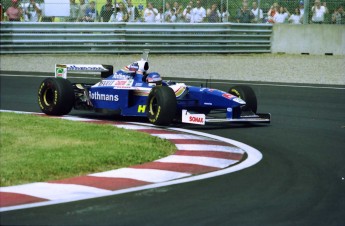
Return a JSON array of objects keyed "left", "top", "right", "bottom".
[{"left": 0, "top": 111, "right": 263, "bottom": 212}]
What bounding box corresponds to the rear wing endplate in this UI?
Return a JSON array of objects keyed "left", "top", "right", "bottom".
[{"left": 55, "top": 64, "right": 110, "bottom": 79}]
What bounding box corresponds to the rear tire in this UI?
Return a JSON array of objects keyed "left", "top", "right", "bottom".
[
  {"left": 229, "top": 85, "right": 257, "bottom": 114},
  {"left": 147, "top": 86, "right": 177, "bottom": 126},
  {"left": 38, "top": 78, "right": 75, "bottom": 116}
]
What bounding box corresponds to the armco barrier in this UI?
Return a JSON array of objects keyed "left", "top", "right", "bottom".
[{"left": 0, "top": 22, "right": 272, "bottom": 54}]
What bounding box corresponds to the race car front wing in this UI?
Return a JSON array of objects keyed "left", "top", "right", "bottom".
[{"left": 181, "top": 109, "right": 271, "bottom": 125}]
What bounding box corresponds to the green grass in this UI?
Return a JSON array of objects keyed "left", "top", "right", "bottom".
[{"left": 0, "top": 112, "right": 176, "bottom": 187}]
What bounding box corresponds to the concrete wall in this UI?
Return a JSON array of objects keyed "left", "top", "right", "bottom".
[{"left": 271, "top": 24, "right": 345, "bottom": 55}]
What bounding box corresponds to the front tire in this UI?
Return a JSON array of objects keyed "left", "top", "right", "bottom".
[
  {"left": 229, "top": 85, "right": 257, "bottom": 114},
  {"left": 147, "top": 86, "right": 177, "bottom": 126},
  {"left": 38, "top": 78, "right": 75, "bottom": 115}
]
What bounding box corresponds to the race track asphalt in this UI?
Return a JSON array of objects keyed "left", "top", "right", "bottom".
[{"left": 0, "top": 72, "right": 344, "bottom": 226}]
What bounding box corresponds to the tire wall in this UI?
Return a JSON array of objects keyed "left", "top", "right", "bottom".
[{"left": 271, "top": 24, "right": 345, "bottom": 55}]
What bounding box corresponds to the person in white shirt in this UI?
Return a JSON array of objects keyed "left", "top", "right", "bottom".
[
  {"left": 273, "top": 6, "right": 289, "bottom": 23},
  {"left": 22, "top": 0, "right": 41, "bottom": 22},
  {"left": 288, "top": 8, "right": 302, "bottom": 24},
  {"left": 144, "top": 2, "right": 158, "bottom": 22},
  {"left": 251, "top": 1, "right": 263, "bottom": 23},
  {"left": 173, "top": 1, "right": 183, "bottom": 22},
  {"left": 109, "top": 2, "right": 128, "bottom": 22},
  {"left": 299, "top": 1, "right": 305, "bottom": 16},
  {"left": 126, "top": 0, "right": 139, "bottom": 22},
  {"left": 311, "top": 0, "right": 328, "bottom": 23},
  {"left": 183, "top": 1, "right": 193, "bottom": 22},
  {"left": 220, "top": 4, "right": 229, "bottom": 22},
  {"left": 191, "top": 0, "right": 206, "bottom": 23}
]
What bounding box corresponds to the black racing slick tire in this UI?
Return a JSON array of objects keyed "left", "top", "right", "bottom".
[
  {"left": 38, "top": 78, "right": 75, "bottom": 116},
  {"left": 147, "top": 86, "right": 177, "bottom": 126},
  {"left": 229, "top": 85, "right": 257, "bottom": 114}
]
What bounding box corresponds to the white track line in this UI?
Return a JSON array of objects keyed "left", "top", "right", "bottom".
[
  {"left": 151, "top": 134, "right": 212, "bottom": 140},
  {"left": 0, "top": 183, "right": 111, "bottom": 201},
  {"left": 114, "top": 125, "right": 165, "bottom": 130},
  {"left": 156, "top": 155, "right": 237, "bottom": 168},
  {"left": 90, "top": 168, "right": 191, "bottom": 183},
  {"left": 175, "top": 144, "right": 244, "bottom": 153}
]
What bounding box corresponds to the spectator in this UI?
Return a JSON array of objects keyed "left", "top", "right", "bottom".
[
  {"left": 22, "top": 0, "right": 41, "bottom": 22},
  {"left": 220, "top": 4, "right": 229, "bottom": 22},
  {"left": 251, "top": 1, "right": 263, "bottom": 23},
  {"left": 78, "top": 0, "right": 89, "bottom": 22},
  {"left": 288, "top": 8, "right": 302, "bottom": 24},
  {"left": 127, "top": 0, "right": 139, "bottom": 22},
  {"left": 0, "top": 3, "right": 3, "bottom": 21},
  {"left": 191, "top": 0, "right": 206, "bottom": 23},
  {"left": 109, "top": 2, "right": 128, "bottom": 22},
  {"left": 5, "top": 0, "right": 23, "bottom": 22},
  {"left": 207, "top": 3, "right": 220, "bottom": 23},
  {"left": 66, "top": 0, "right": 80, "bottom": 22},
  {"left": 163, "top": 2, "right": 172, "bottom": 22},
  {"left": 100, "top": 0, "right": 114, "bottom": 22},
  {"left": 332, "top": 5, "right": 345, "bottom": 24},
  {"left": 183, "top": 2, "right": 193, "bottom": 22},
  {"left": 267, "top": 2, "right": 279, "bottom": 23},
  {"left": 236, "top": 2, "right": 254, "bottom": 23},
  {"left": 173, "top": 1, "right": 183, "bottom": 22},
  {"left": 155, "top": 7, "right": 164, "bottom": 23},
  {"left": 169, "top": 8, "right": 177, "bottom": 22},
  {"left": 144, "top": 2, "right": 158, "bottom": 22},
  {"left": 299, "top": 1, "right": 305, "bottom": 16},
  {"left": 273, "top": 6, "right": 290, "bottom": 23},
  {"left": 83, "top": 1, "right": 98, "bottom": 22},
  {"left": 311, "top": 0, "right": 328, "bottom": 24}
]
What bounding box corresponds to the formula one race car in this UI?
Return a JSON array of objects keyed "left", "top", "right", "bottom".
[{"left": 38, "top": 51, "right": 270, "bottom": 126}]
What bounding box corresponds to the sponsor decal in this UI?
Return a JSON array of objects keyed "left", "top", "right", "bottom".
[
  {"left": 99, "top": 80, "right": 117, "bottom": 86},
  {"left": 181, "top": 109, "right": 205, "bottom": 125},
  {"left": 137, "top": 105, "right": 146, "bottom": 113},
  {"left": 66, "top": 65, "right": 106, "bottom": 71},
  {"left": 113, "top": 80, "right": 134, "bottom": 89},
  {"left": 189, "top": 116, "right": 205, "bottom": 124},
  {"left": 222, "top": 93, "right": 235, "bottom": 100},
  {"left": 89, "top": 91, "right": 119, "bottom": 102},
  {"left": 204, "top": 102, "right": 213, "bottom": 106},
  {"left": 113, "top": 72, "right": 132, "bottom": 80},
  {"left": 55, "top": 65, "right": 67, "bottom": 78}
]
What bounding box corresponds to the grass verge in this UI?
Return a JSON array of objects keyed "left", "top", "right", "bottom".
[{"left": 0, "top": 112, "right": 176, "bottom": 187}]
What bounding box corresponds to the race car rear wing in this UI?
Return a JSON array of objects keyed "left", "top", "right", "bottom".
[{"left": 55, "top": 64, "right": 112, "bottom": 79}]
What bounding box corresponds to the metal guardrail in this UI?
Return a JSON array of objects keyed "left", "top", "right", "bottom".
[{"left": 0, "top": 22, "right": 272, "bottom": 54}]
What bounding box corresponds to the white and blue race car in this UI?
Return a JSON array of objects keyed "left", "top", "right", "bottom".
[{"left": 38, "top": 51, "right": 270, "bottom": 125}]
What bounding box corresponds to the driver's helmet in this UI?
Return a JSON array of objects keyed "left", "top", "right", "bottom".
[{"left": 146, "top": 72, "right": 162, "bottom": 85}]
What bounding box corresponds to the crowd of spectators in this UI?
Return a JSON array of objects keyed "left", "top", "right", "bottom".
[{"left": 1, "top": 0, "right": 344, "bottom": 24}]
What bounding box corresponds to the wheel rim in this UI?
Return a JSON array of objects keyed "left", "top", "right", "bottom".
[
  {"left": 149, "top": 96, "right": 158, "bottom": 115},
  {"left": 43, "top": 88, "right": 54, "bottom": 106}
]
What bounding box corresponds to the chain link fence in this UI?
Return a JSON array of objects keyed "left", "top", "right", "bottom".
[{"left": 1, "top": 0, "right": 344, "bottom": 23}]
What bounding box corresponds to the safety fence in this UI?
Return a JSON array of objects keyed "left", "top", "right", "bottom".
[
  {"left": 1, "top": 0, "right": 344, "bottom": 24},
  {"left": 0, "top": 22, "right": 272, "bottom": 53}
]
